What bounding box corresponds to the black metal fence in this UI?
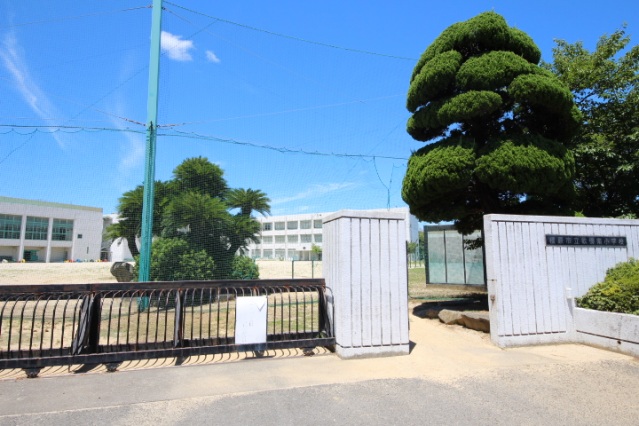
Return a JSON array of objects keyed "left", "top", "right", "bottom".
[{"left": 0, "top": 279, "right": 334, "bottom": 377}]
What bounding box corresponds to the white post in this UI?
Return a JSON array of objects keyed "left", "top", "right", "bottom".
[{"left": 323, "top": 210, "right": 410, "bottom": 358}]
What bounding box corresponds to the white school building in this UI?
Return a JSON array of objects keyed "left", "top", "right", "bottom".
[
  {"left": 246, "top": 207, "right": 419, "bottom": 261},
  {"left": 0, "top": 196, "right": 103, "bottom": 262}
]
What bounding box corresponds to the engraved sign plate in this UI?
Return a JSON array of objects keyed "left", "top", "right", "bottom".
[{"left": 545, "top": 235, "right": 627, "bottom": 247}]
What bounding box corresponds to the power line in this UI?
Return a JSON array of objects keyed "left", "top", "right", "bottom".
[
  {"left": 163, "top": 5, "right": 330, "bottom": 96},
  {"left": 0, "top": 5, "right": 151, "bottom": 29},
  {"left": 0, "top": 125, "right": 145, "bottom": 135},
  {"left": 164, "top": 1, "right": 417, "bottom": 61},
  {"left": 161, "top": 128, "right": 409, "bottom": 161},
  {"left": 0, "top": 124, "right": 409, "bottom": 160},
  {"left": 160, "top": 94, "right": 404, "bottom": 127}
]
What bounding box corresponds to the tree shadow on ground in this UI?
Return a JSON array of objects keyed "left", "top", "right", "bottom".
[{"left": 411, "top": 294, "right": 488, "bottom": 319}]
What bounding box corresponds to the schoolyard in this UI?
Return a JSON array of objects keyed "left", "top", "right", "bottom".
[{"left": 0, "top": 260, "right": 484, "bottom": 301}]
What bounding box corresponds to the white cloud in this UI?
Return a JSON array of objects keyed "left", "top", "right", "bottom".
[
  {"left": 160, "top": 31, "right": 194, "bottom": 61},
  {"left": 0, "top": 31, "right": 65, "bottom": 148},
  {"left": 205, "top": 50, "right": 220, "bottom": 63},
  {"left": 272, "top": 182, "right": 358, "bottom": 205}
]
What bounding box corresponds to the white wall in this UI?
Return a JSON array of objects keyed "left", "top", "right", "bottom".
[
  {"left": 0, "top": 197, "right": 103, "bottom": 262},
  {"left": 484, "top": 214, "right": 639, "bottom": 347},
  {"left": 324, "top": 210, "right": 410, "bottom": 358}
]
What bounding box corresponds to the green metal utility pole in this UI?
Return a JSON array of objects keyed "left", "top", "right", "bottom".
[{"left": 138, "top": 0, "right": 163, "bottom": 283}]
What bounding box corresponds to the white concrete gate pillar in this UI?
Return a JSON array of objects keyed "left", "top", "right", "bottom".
[{"left": 323, "top": 210, "right": 410, "bottom": 358}]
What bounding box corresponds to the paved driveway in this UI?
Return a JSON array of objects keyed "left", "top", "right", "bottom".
[{"left": 0, "top": 313, "right": 637, "bottom": 425}]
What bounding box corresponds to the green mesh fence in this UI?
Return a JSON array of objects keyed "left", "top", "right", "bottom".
[{"left": 0, "top": 3, "right": 421, "bottom": 285}]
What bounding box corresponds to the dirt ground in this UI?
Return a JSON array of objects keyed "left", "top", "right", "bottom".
[
  {"left": 0, "top": 260, "right": 322, "bottom": 285},
  {"left": 0, "top": 261, "right": 485, "bottom": 309}
]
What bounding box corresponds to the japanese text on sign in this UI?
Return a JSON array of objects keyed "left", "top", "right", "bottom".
[{"left": 545, "top": 235, "right": 627, "bottom": 247}]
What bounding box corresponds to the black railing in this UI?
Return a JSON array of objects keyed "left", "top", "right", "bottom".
[{"left": 0, "top": 279, "right": 334, "bottom": 377}]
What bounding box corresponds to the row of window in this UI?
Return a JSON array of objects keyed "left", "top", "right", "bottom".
[
  {"left": 262, "top": 219, "right": 322, "bottom": 231},
  {"left": 258, "top": 234, "right": 322, "bottom": 244},
  {"left": 253, "top": 249, "right": 296, "bottom": 259},
  {"left": 0, "top": 214, "right": 74, "bottom": 241}
]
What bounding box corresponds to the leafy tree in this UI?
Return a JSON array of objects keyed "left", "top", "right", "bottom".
[
  {"left": 402, "top": 12, "right": 580, "bottom": 234},
  {"left": 227, "top": 188, "right": 271, "bottom": 217},
  {"left": 311, "top": 244, "right": 322, "bottom": 261},
  {"left": 112, "top": 157, "right": 268, "bottom": 280},
  {"left": 171, "top": 156, "right": 228, "bottom": 199},
  {"left": 106, "top": 181, "right": 169, "bottom": 257},
  {"left": 546, "top": 27, "right": 639, "bottom": 217},
  {"left": 407, "top": 241, "right": 418, "bottom": 255},
  {"left": 230, "top": 256, "right": 260, "bottom": 280},
  {"left": 137, "top": 237, "right": 216, "bottom": 282}
]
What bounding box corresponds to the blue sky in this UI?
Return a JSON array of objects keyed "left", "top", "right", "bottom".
[{"left": 1, "top": 0, "right": 637, "bottom": 216}]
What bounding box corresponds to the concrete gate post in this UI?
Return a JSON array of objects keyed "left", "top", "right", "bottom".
[{"left": 323, "top": 210, "right": 410, "bottom": 358}]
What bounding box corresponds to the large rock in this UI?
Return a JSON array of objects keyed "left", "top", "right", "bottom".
[
  {"left": 438, "top": 309, "right": 463, "bottom": 325},
  {"left": 110, "top": 262, "right": 134, "bottom": 282},
  {"left": 460, "top": 312, "right": 490, "bottom": 333},
  {"left": 438, "top": 309, "right": 490, "bottom": 333}
]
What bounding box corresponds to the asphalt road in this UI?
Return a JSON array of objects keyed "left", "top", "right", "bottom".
[{"left": 0, "top": 316, "right": 637, "bottom": 425}]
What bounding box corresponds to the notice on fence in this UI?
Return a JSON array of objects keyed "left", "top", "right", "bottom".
[{"left": 235, "top": 296, "right": 268, "bottom": 345}]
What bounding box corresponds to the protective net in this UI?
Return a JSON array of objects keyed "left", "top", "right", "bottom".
[{"left": 0, "top": 2, "right": 421, "bottom": 284}]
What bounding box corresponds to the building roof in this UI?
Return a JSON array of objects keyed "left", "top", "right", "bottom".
[{"left": 0, "top": 196, "right": 102, "bottom": 213}]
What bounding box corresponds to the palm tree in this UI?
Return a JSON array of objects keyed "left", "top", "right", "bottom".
[
  {"left": 107, "top": 181, "right": 169, "bottom": 258},
  {"left": 226, "top": 188, "right": 271, "bottom": 217}
]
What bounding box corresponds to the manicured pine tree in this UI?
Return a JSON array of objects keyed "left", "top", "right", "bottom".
[{"left": 402, "top": 12, "right": 580, "bottom": 234}]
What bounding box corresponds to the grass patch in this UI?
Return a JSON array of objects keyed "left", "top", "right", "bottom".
[{"left": 407, "top": 266, "right": 487, "bottom": 301}]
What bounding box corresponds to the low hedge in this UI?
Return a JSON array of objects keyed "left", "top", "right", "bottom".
[{"left": 576, "top": 258, "right": 639, "bottom": 315}]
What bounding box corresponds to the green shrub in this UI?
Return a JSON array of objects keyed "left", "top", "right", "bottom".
[
  {"left": 576, "top": 259, "right": 639, "bottom": 315},
  {"left": 134, "top": 237, "right": 216, "bottom": 282},
  {"left": 230, "top": 255, "right": 260, "bottom": 280}
]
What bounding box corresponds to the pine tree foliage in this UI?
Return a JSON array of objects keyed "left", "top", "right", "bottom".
[{"left": 402, "top": 12, "right": 580, "bottom": 233}]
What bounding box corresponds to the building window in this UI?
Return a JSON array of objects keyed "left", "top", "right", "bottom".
[
  {"left": 262, "top": 222, "right": 272, "bottom": 231},
  {"left": 52, "top": 219, "right": 73, "bottom": 241},
  {"left": 263, "top": 249, "right": 273, "bottom": 259},
  {"left": 300, "top": 220, "right": 311, "bottom": 229},
  {"left": 313, "top": 220, "right": 322, "bottom": 229},
  {"left": 287, "top": 221, "right": 298, "bottom": 230},
  {"left": 314, "top": 234, "right": 322, "bottom": 243},
  {"left": 0, "top": 214, "right": 22, "bottom": 239},
  {"left": 301, "top": 234, "right": 312, "bottom": 243},
  {"left": 275, "top": 249, "right": 285, "bottom": 259},
  {"left": 274, "top": 222, "right": 285, "bottom": 230},
  {"left": 25, "top": 216, "right": 48, "bottom": 240},
  {"left": 287, "top": 235, "right": 298, "bottom": 243},
  {"left": 262, "top": 236, "right": 273, "bottom": 244},
  {"left": 275, "top": 235, "right": 285, "bottom": 243}
]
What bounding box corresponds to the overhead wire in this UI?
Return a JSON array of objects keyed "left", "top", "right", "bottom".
[
  {"left": 3, "top": 2, "right": 412, "bottom": 129},
  {"left": 160, "top": 94, "right": 404, "bottom": 127},
  {"left": 161, "top": 5, "right": 330, "bottom": 111},
  {"left": 164, "top": 1, "right": 417, "bottom": 61},
  {"left": 0, "top": 5, "right": 151, "bottom": 29},
  {"left": 1, "top": 4, "right": 414, "bottom": 174},
  {"left": 0, "top": 124, "right": 409, "bottom": 161},
  {"left": 161, "top": 129, "right": 409, "bottom": 161}
]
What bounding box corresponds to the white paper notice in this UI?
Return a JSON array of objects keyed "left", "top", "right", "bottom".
[{"left": 235, "top": 296, "right": 268, "bottom": 344}]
